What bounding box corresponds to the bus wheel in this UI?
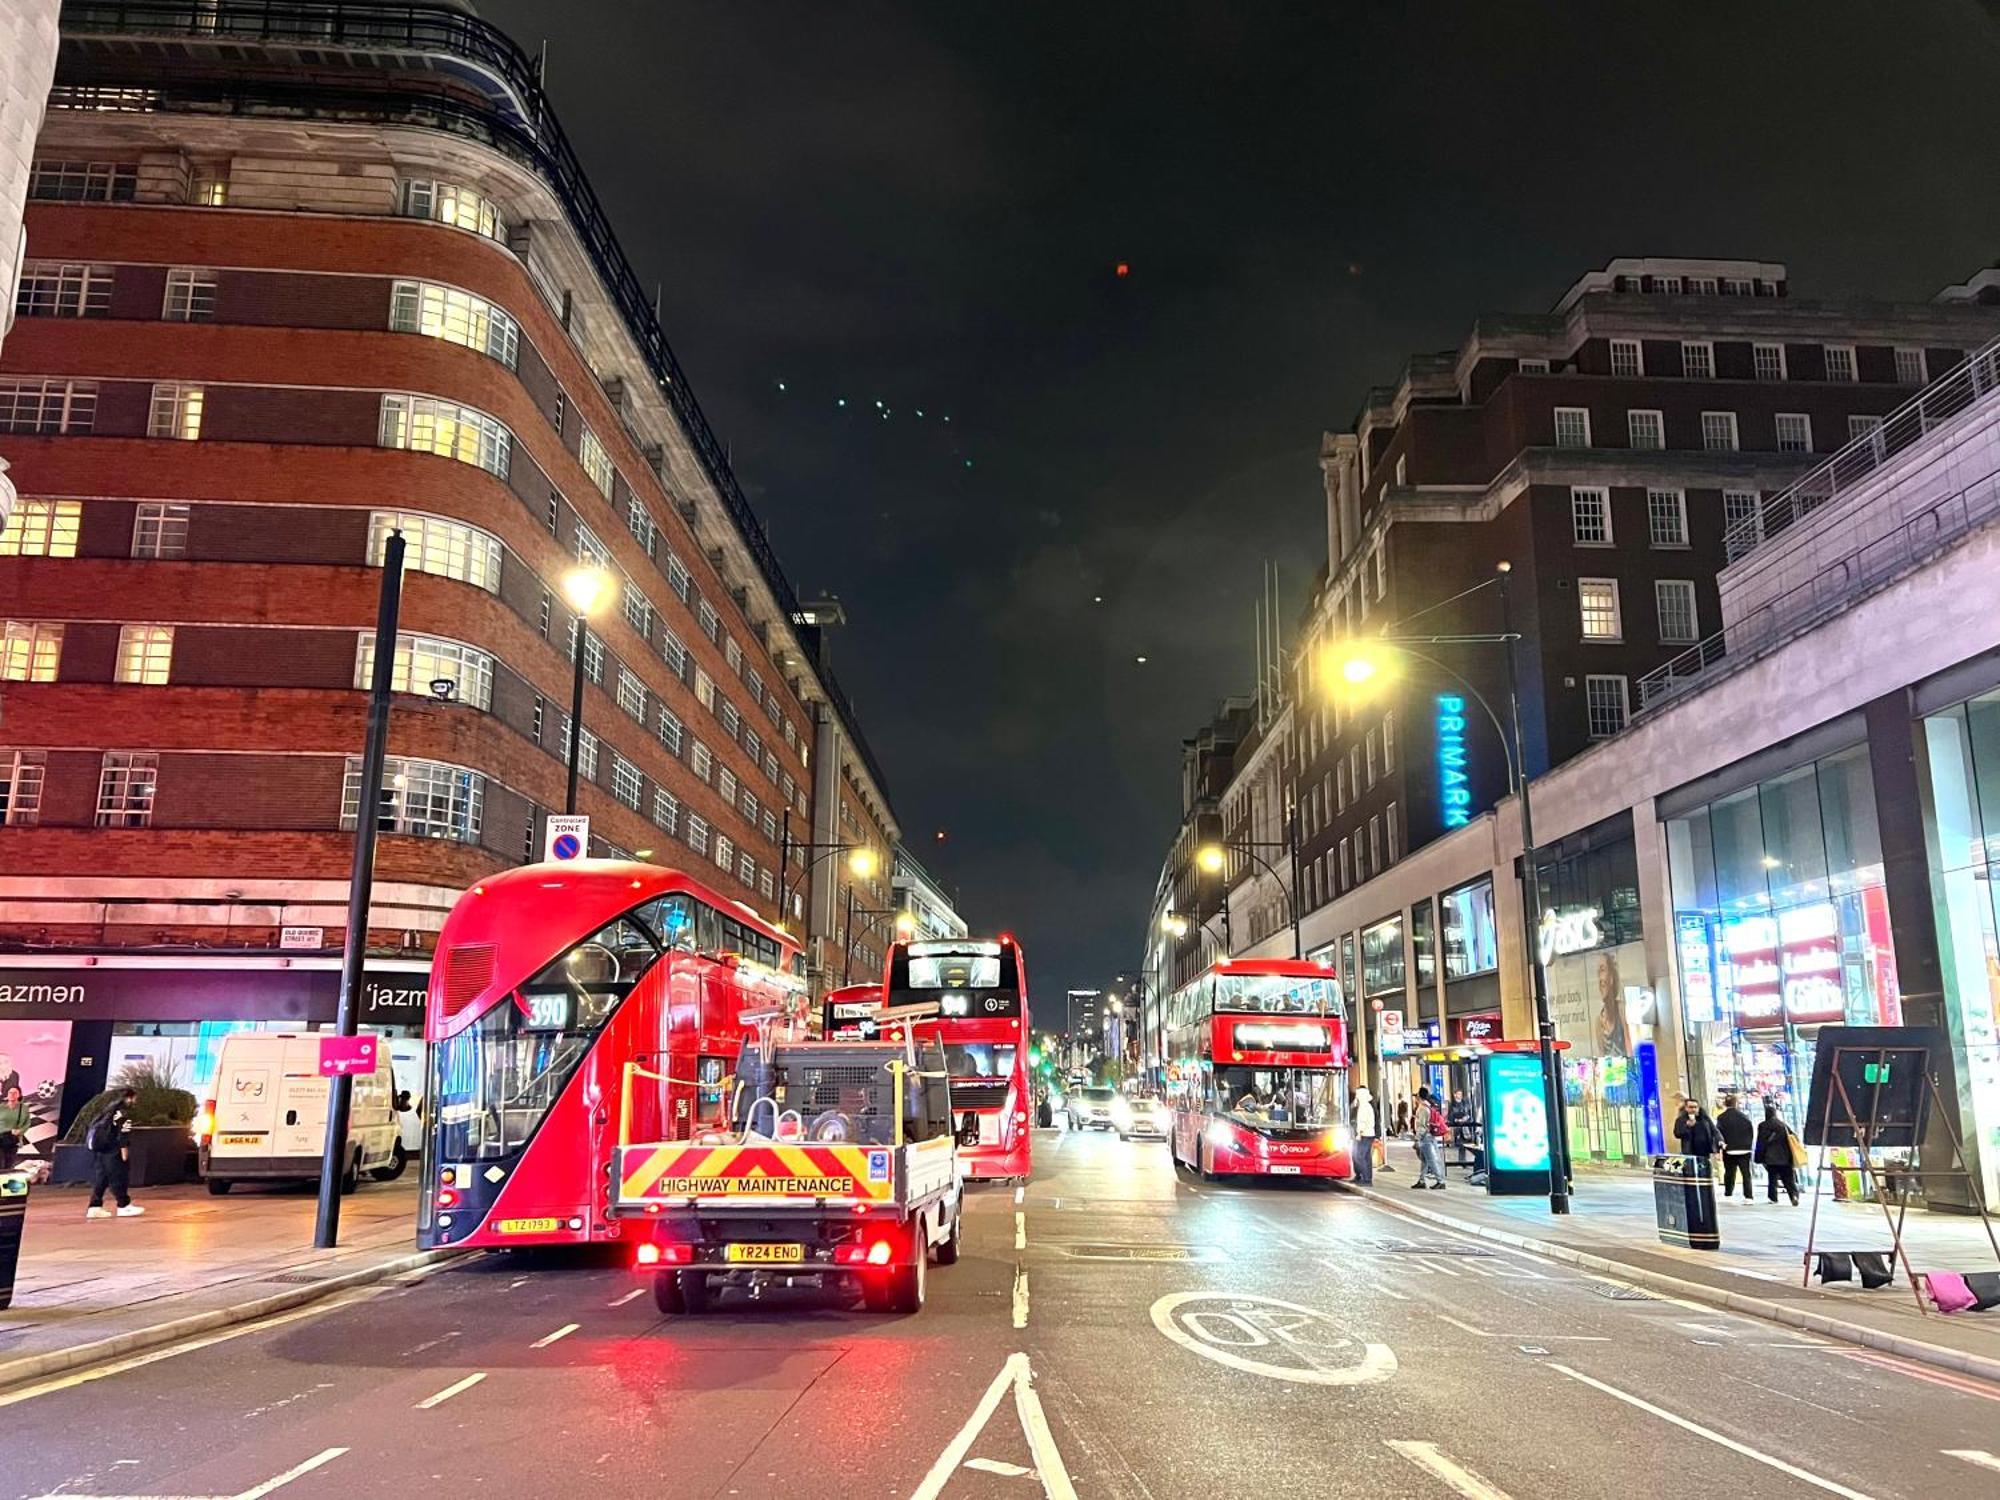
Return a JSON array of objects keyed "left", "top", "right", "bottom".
[
  {"left": 651, "top": 1271, "right": 684, "bottom": 1315},
  {"left": 677, "top": 1270, "right": 711, "bottom": 1314},
  {"left": 1197, "top": 1141, "right": 1215, "bottom": 1182},
  {"left": 890, "top": 1247, "right": 927, "bottom": 1313}
]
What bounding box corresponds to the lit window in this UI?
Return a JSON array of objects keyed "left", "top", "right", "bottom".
[
  {"left": 96, "top": 751, "right": 158, "bottom": 827},
  {"left": 1700, "top": 411, "right": 1739, "bottom": 451},
  {"left": 28, "top": 160, "right": 136, "bottom": 202},
  {"left": 1578, "top": 579, "right": 1622, "bottom": 641},
  {"left": 1365, "top": 729, "right": 1378, "bottom": 786},
  {"left": 356, "top": 631, "right": 494, "bottom": 710},
  {"left": 1775, "top": 413, "right": 1812, "bottom": 453},
  {"left": 719, "top": 767, "right": 739, "bottom": 806},
  {"left": 0, "top": 621, "right": 62, "bottom": 681},
  {"left": 0, "top": 379, "right": 98, "bottom": 434},
  {"left": 1626, "top": 410, "right": 1664, "bottom": 450},
  {"left": 1553, "top": 407, "right": 1591, "bottom": 448},
  {"left": 400, "top": 179, "right": 506, "bottom": 242},
  {"left": 558, "top": 718, "right": 599, "bottom": 780},
  {"left": 652, "top": 787, "right": 680, "bottom": 834},
  {"left": 666, "top": 553, "right": 693, "bottom": 603},
  {"left": 1680, "top": 341, "right": 1714, "bottom": 379},
  {"left": 1824, "top": 345, "right": 1856, "bottom": 382},
  {"left": 163, "top": 268, "right": 218, "bottom": 322},
  {"left": 1383, "top": 711, "right": 1396, "bottom": 761},
  {"left": 1894, "top": 348, "right": 1928, "bottom": 385},
  {"left": 1647, "top": 489, "right": 1688, "bottom": 547},
  {"left": 1609, "top": 339, "right": 1643, "bottom": 377},
  {"left": 189, "top": 166, "right": 227, "bottom": 206},
  {"left": 378, "top": 394, "right": 510, "bottom": 478},
  {"left": 612, "top": 755, "right": 642, "bottom": 810},
  {"left": 148, "top": 383, "right": 203, "bottom": 440},
  {"left": 1386, "top": 803, "right": 1399, "bottom": 864},
  {"left": 655, "top": 704, "right": 684, "bottom": 756},
  {"left": 367, "top": 511, "right": 501, "bottom": 593},
  {"left": 579, "top": 426, "right": 615, "bottom": 498},
  {"left": 388, "top": 280, "right": 519, "bottom": 367},
  {"left": 691, "top": 740, "right": 714, "bottom": 782},
  {"left": 1752, "top": 343, "right": 1787, "bottom": 381},
  {"left": 1570, "top": 487, "right": 1612, "bottom": 545},
  {"left": 0, "top": 498, "right": 81, "bottom": 557},
  {"left": 695, "top": 668, "right": 716, "bottom": 710},
  {"left": 132, "top": 502, "right": 191, "bottom": 559},
  {"left": 1656, "top": 580, "right": 1698, "bottom": 644},
  {"left": 115, "top": 624, "right": 174, "bottom": 684},
  {"left": 15, "top": 262, "right": 111, "bottom": 317},
  {"left": 0, "top": 750, "right": 47, "bottom": 826},
  {"left": 1585, "top": 676, "right": 1630, "bottom": 739},
  {"left": 342, "top": 756, "right": 484, "bottom": 841}
]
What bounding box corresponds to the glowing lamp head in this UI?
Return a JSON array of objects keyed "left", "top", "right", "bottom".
[
  {"left": 845, "top": 846, "right": 878, "bottom": 879},
  {"left": 894, "top": 911, "right": 916, "bottom": 939},
  {"left": 561, "top": 563, "right": 615, "bottom": 617},
  {"left": 635, "top": 1242, "right": 662, "bottom": 1267},
  {"left": 1196, "top": 844, "right": 1226, "bottom": 874}
]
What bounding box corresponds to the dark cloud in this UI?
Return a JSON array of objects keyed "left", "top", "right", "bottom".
[{"left": 480, "top": 0, "right": 2000, "bottom": 1001}]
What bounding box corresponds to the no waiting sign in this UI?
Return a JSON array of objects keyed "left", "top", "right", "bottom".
[{"left": 544, "top": 814, "right": 590, "bottom": 862}]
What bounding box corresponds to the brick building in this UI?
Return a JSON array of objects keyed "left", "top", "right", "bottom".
[{"left": 0, "top": 4, "right": 896, "bottom": 1114}]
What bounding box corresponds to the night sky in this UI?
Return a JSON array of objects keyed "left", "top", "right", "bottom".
[{"left": 479, "top": 0, "right": 2000, "bottom": 1002}]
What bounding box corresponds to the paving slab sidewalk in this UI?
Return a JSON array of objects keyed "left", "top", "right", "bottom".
[
  {"left": 0, "top": 1178, "right": 455, "bottom": 1388},
  {"left": 1348, "top": 1160, "right": 2000, "bottom": 1379}
]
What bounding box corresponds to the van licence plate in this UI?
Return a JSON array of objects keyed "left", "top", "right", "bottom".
[
  {"left": 725, "top": 1243, "right": 803, "bottom": 1263},
  {"left": 1268, "top": 1165, "right": 1301, "bottom": 1175},
  {"left": 493, "top": 1217, "right": 560, "bottom": 1234},
  {"left": 217, "top": 1134, "right": 265, "bottom": 1147}
]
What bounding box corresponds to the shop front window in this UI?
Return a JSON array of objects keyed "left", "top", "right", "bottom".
[
  {"left": 1921, "top": 692, "right": 2000, "bottom": 1209},
  {"left": 1666, "top": 743, "right": 1894, "bottom": 1133},
  {"left": 1361, "top": 917, "right": 1405, "bottom": 997},
  {"left": 1442, "top": 879, "right": 1498, "bottom": 979}
]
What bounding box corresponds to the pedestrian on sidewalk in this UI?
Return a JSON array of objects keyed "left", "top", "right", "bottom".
[
  {"left": 1352, "top": 1086, "right": 1378, "bottom": 1186},
  {"left": 1754, "top": 1101, "right": 1802, "bottom": 1205},
  {"left": 1672, "top": 1096, "right": 1721, "bottom": 1180},
  {"left": 0, "top": 1084, "right": 31, "bottom": 1169},
  {"left": 85, "top": 1087, "right": 145, "bottom": 1219},
  {"left": 1716, "top": 1093, "right": 1755, "bottom": 1199},
  {"left": 1412, "top": 1087, "right": 1448, "bottom": 1190},
  {"left": 1393, "top": 1097, "right": 1411, "bottom": 1139}
]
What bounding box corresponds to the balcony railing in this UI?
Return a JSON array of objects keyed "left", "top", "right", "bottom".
[{"left": 54, "top": 0, "right": 894, "bottom": 798}]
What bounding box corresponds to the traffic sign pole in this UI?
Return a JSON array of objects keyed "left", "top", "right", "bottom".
[{"left": 316, "top": 531, "right": 403, "bottom": 1250}]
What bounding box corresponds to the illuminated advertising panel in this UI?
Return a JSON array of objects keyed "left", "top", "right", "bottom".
[
  {"left": 1437, "top": 695, "right": 1472, "bottom": 829},
  {"left": 1481, "top": 1050, "right": 1552, "bottom": 1195}
]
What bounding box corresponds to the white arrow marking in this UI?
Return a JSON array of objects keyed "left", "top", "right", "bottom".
[
  {"left": 1946, "top": 1450, "right": 2000, "bottom": 1474},
  {"left": 1387, "top": 1440, "right": 1514, "bottom": 1499},
  {"left": 27, "top": 1446, "right": 349, "bottom": 1500}
]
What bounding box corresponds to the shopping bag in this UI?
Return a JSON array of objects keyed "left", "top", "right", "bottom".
[{"left": 1787, "top": 1130, "right": 1810, "bottom": 1168}]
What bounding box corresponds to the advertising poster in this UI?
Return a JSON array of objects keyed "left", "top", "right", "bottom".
[{"left": 0, "top": 1019, "right": 73, "bottom": 1175}]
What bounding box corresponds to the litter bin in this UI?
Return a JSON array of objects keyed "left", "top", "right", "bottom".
[
  {"left": 0, "top": 1170, "right": 28, "bottom": 1310},
  {"left": 1652, "top": 1154, "right": 1719, "bottom": 1250}
]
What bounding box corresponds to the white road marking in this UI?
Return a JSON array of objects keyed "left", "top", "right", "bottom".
[
  {"left": 609, "top": 1287, "right": 646, "bottom": 1307},
  {"left": 1015, "top": 1210, "right": 1027, "bottom": 1250},
  {"left": 964, "top": 1458, "right": 1032, "bottom": 1477},
  {"left": 414, "top": 1372, "right": 487, "bottom": 1410},
  {"left": 1433, "top": 1313, "right": 1607, "bottom": 1343},
  {"left": 1013, "top": 1353, "right": 1079, "bottom": 1500},
  {"left": 0, "top": 1294, "right": 371, "bottom": 1409},
  {"left": 1012, "top": 1268, "right": 1030, "bottom": 1329},
  {"left": 1677, "top": 1321, "right": 1739, "bottom": 1339},
  {"left": 530, "top": 1323, "right": 579, "bottom": 1349},
  {"left": 1014, "top": 1185, "right": 1025, "bottom": 1206},
  {"left": 1549, "top": 1363, "right": 1879, "bottom": 1500},
  {"left": 27, "top": 1446, "right": 349, "bottom": 1500},
  {"left": 1947, "top": 1451, "right": 2000, "bottom": 1474},
  {"left": 508, "top": 1277, "right": 529, "bottom": 1289},
  {"left": 1150, "top": 1291, "right": 1398, "bottom": 1387},
  {"left": 1386, "top": 1440, "right": 1514, "bottom": 1499},
  {"left": 1318, "top": 1260, "right": 1411, "bottom": 1300},
  {"left": 1411, "top": 1256, "right": 1462, "bottom": 1277}
]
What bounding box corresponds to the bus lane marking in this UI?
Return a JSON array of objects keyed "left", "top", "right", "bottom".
[
  {"left": 414, "top": 1372, "right": 486, "bottom": 1409},
  {"left": 1386, "top": 1440, "right": 1515, "bottom": 1499},
  {"left": 1548, "top": 1363, "right": 1878, "bottom": 1500},
  {"left": 530, "top": 1323, "right": 579, "bottom": 1348},
  {"left": 1149, "top": 1291, "right": 1397, "bottom": 1387},
  {"left": 609, "top": 1287, "right": 646, "bottom": 1307}
]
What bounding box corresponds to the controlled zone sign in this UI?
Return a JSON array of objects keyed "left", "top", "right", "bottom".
[{"left": 544, "top": 813, "right": 590, "bottom": 862}]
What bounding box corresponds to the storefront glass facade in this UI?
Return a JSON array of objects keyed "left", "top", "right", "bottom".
[
  {"left": 1536, "top": 814, "right": 1657, "bottom": 1162},
  {"left": 1920, "top": 689, "right": 2000, "bottom": 1209},
  {"left": 1665, "top": 743, "right": 1897, "bottom": 1127}
]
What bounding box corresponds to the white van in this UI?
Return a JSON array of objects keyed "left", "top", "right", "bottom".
[{"left": 198, "top": 1033, "right": 406, "bottom": 1194}]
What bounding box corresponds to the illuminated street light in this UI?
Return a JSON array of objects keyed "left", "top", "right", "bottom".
[
  {"left": 561, "top": 563, "right": 615, "bottom": 617},
  {"left": 846, "top": 846, "right": 879, "bottom": 879},
  {"left": 1195, "top": 843, "right": 1226, "bottom": 873},
  {"left": 1160, "top": 912, "right": 1189, "bottom": 939},
  {"left": 894, "top": 910, "right": 916, "bottom": 938},
  {"left": 559, "top": 564, "right": 617, "bottom": 816}
]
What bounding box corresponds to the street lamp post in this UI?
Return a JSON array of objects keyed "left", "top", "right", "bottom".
[
  {"left": 1195, "top": 796, "right": 1304, "bottom": 960},
  {"left": 560, "top": 564, "right": 615, "bottom": 817},
  {"left": 1325, "top": 561, "right": 1571, "bottom": 1215},
  {"left": 841, "top": 901, "right": 914, "bottom": 984}
]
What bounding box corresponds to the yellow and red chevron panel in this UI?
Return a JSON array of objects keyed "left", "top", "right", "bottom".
[{"left": 616, "top": 1142, "right": 896, "bottom": 1203}]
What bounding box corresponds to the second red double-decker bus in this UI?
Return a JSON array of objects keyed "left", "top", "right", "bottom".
[
  {"left": 886, "top": 936, "right": 1033, "bottom": 1182},
  {"left": 1163, "top": 958, "right": 1354, "bottom": 1182},
  {"left": 419, "top": 860, "right": 807, "bottom": 1250}
]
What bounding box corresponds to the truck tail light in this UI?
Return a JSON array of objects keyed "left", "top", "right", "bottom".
[
  {"left": 835, "top": 1237, "right": 896, "bottom": 1267},
  {"left": 636, "top": 1242, "right": 692, "bottom": 1269}
]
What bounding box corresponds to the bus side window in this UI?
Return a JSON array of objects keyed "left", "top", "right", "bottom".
[
  {"left": 636, "top": 894, "right": 698, "bottom": 953},
  {"left": 694, "top": 903, "right": 724, "bottom": 955}
]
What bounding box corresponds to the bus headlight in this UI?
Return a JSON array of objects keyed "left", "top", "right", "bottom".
[
  {"left": 1325, "top": 1125, "right": 1352, "bottom": 1152},
  {"left": 1205, "top": 1121, "right": 1234, "bottom": 1151}
]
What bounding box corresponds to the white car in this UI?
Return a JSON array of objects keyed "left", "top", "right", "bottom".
[
  {"left": 1068, "top": 1086, "right": 1117, "bottom": 1130},
  {"left": 1113, "top": 1095, "right": 1169, "bottom": 1141}
]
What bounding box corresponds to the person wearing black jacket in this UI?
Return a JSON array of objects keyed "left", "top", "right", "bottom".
[
  {"left": 1672, "top": 1097, "right": 1721, "bottom": 1158},
  {"left": 1715, "top": 1094, "right": 1756, "bottom": 1199},
  {"left": 1754, "top": 1102, "right": 1801, "bottom": 1204}
]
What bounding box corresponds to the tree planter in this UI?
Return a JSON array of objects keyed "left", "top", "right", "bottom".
[{"left": 51, "top": 1127, "right": 193, "bottom": 1188}]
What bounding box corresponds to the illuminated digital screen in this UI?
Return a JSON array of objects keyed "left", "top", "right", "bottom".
[
  {"left": 1483, "top": 1052, "right": 1551, "bottom": 1194},
  {"left": 1232, "top": 1021, "right": 1332, "bottom": 1054},
  {"left": 520, "top": 990, "right": 572, "bottom": 1033}
]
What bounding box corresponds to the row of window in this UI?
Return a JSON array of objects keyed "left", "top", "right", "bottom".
[
  {"left": 1576, "top": 576, "right": 1699, "bottom": 645},
  {"left": 0, "top": 748, "right": 159, "bottom": 828},
  {"left": 1552, "top": 405, "right": 1860, "bottom": 453},
  {"left": 15, "top": 261, "right": 216, "bottom": 321},
  {"left": 1606, "top": 337, "right": 1928, "bottom": 386}
]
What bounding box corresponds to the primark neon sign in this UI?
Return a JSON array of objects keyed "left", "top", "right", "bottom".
[{"left": 1437, "top": 695, "right": 1471, "bottom": 828}]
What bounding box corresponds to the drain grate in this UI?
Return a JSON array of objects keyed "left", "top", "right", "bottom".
[
  {"left": 1362, "top": 1240, "right": 1496, "bottom": 1257},
  {"left": 1054, "top": 1242, "right": 1213, "bottom": 1262},
  {"left": 1596, "top": 1285, "right": 1658, "bottom": 1302}
]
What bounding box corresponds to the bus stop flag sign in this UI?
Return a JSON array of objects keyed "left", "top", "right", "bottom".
[
  {"left": 545, "top": 814, "right": 589, "bottom": 862},
  {"left": 318, "top": 1034, "right": 378, "bottom": 1077}
]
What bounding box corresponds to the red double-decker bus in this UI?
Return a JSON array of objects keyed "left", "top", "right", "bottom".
[
  {"left": 1163, "top": 958, "right": 1354, "bottom": 1182},
  {"left": 886, "top": 936, "right": 1033, "bottom": 1182},
  {"left": 418, "top": 860, "right": 806, "bottom": 1250}
]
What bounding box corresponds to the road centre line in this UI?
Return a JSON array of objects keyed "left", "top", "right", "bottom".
[
  {"left": 1013, "top": 1269, "right": 1029, "bottom": 1329},
  {"left": 1947, "top": 1450, "right": 2000, "bottom": 1474},
  {"left": 1548, "top": 1363, "right": 1879, "bottom": 1500},
  {"left": 414, "top": 1372, "right": 486, "bottom": 1410},
  {"left": 1386, "top": 1440, "right": 1515, "bottom": 1499},
  {"left": 1015, "top": 1211, "right": 1027, "bottom": 1250},
  {"left": 530, "top": 1323, "right": 579, "bottom": 1348},
  {"left": 609, "top": 1287, "right": 646, "bottom": 1307},
  {"left": 0, "top": 1292, "right": 373, "bottom": 1409}
]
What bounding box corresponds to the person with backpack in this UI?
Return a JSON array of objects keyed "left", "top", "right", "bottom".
[
  {"left": 1412, "top": 1086, "right": 1449, "bottom": 1189},
  {"left": 85, "top": 1087, "right": 145, "bottom": 1219}
]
